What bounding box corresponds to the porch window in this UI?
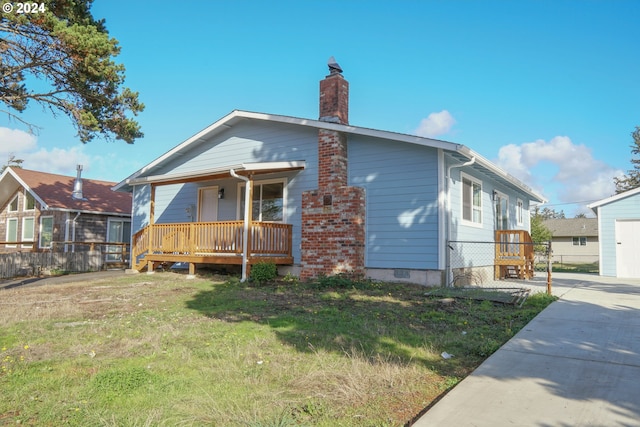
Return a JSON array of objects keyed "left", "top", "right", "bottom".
[
  {"left": 6, "top": 218, "right": 17, "bottom": 247},
  {"left": 8, "top": 195, "right": 18, "bottom": 212},
  {"left": 22, "top": 217, "right": 34, "bottom": 248},
  {"left": 572, "top": 237, "right": 587, "bottom": 246},
  {"left": 461, "top": 173, "right": 482, "bottom": 225},
  {"left": 239, "top": 179, "right": 285, "bottom": 222},
  {"left": 24, "top": 192, "right": 35, "bottom": 210},
  {"left": 40, "top": 216, "right": 54, "bottom": 249}
]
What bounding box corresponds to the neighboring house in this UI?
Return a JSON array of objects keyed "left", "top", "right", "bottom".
[
  {"left": 115, "top": 60, "right": 545, "bottom": 285},
  {"left": 588, "top": 187, "right": 640, "bottom": 278},
  {"left": 0, "top": 166, "right": 132, "bottom": 261},
  {"left": 542, "top": 218, "right": 599, "bottom": 265}
]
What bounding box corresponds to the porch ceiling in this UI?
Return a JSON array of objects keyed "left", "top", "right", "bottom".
[{"left": 122, "top": 161, "right": 305, "bottom": 187}]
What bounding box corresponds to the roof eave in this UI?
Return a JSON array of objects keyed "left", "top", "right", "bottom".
[{"left": 456, "top": 146, "right": 547, "bottom": 203}]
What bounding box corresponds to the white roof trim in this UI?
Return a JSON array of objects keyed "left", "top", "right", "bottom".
[
  {"left": 122, "top": 161, "right": 306, "bottom": 186},
  {"left": 114, "top": 110, "right": 462, "bottom": 191},
  {"left": 455, "top": 146, "right": 546, "bottom": 203},
  {"left": 113, "top": 109, "right": 544, "bottom": 201},
  {"left": 588, "top": 186, "right": 640, "bottom": 210},
  {"left": 0, "top": 167, "right": 49, "bottom": 210}
]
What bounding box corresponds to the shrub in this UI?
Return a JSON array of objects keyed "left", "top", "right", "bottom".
[{"left": 250, "top": 262, "right": 278, "bottom": 284}]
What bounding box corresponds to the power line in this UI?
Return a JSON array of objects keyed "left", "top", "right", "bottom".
[{"left": 538, "top": 200, "right": 599, "bottom": 207}]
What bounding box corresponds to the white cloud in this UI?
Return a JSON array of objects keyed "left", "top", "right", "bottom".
[
  {"left": 415, "top": 110, "right": 456, "bottom": 138},
  {"left": 496, "top": 136, "right": 623, "bottom": 214},
  {"left": 0, "top": 127, "right": 38, "bottom": 155},
  {"left": 0, "top": 126, "right": 93, "bottom": 176},
  {"left": 26, "top": 146, "right": 91, "bottom": 175}
]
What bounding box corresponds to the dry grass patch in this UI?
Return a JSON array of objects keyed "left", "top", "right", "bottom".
[{"left": 0, "top": 271, "right": 555, "bottom": 426}]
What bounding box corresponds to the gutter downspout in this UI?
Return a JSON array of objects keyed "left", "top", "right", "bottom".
[
  {"left": 230, "top": 169, "right": 251, "bottom": 282},
  {"left": 445, "top": 156, "right": 476, "bottom": 286}
]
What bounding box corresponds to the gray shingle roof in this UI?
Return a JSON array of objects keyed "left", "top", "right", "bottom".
[{"left": 543, "top": 218, "right": 598, "bottom": 237}]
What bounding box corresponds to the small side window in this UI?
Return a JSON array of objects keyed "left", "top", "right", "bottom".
[
  {"left": 8, "top": 195, "right": 18, "bottom": 212},
  {"left": 25, "top": 192, "right": 36, "bottom": 210}
]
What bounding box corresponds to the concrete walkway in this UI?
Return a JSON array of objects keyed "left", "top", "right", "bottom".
[{"left": 413, "top": 272, "right": 640, "bottom": 426}]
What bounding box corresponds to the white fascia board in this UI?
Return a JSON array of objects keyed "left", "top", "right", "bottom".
[
  {"left": 113, "top": 110, "right": 245, "bottom": 191},
  {"left": 456, "top": 146, "right": 547, "bottom": 203},
  {"left": 588, "top": 186, "right": 640, "bottom": 210},
  {"left": 1, "top": 168, "right": 49, "bottom": 210},
  {"left": 113, "top": 110, "right": 462, "bottom": 192}
]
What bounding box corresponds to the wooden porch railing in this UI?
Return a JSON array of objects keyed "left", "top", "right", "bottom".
[
  {"left": 131, "top": 221, "right": 293, "bottom": 270},
  {"left": 494, "top": 230, "right": 535, "bottom": 279}
]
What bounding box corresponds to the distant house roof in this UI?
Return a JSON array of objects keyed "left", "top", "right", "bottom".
[
  {"left": 0, "top": 167, "right": 131, "bottom": 216},
  {"left": 543, "top": 218, "right": 598, "bottom": 237}
]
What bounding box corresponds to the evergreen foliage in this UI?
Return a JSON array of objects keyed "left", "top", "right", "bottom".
[
  {"left": 0, "top": 0, "right": 144, "bottom": 143},
  {"left": 614, "top": 126, "right": 640, "bottom": 193}
]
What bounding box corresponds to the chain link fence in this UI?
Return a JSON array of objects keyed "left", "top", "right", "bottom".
[{"left": 447, "top": 240, "right": 552, "bottom": 300}]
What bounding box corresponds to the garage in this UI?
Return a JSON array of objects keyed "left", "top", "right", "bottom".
[{"left": 589, "top": 188, "right": 640, "bottom": 279}]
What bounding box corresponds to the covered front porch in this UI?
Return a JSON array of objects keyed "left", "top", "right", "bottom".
[{"left": 125, "top": 161, "right": 304, "bottom": 278}]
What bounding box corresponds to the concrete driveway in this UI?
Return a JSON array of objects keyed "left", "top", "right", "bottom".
[{"left": 413, "top": 272, "right": 640, "bottom": 426}]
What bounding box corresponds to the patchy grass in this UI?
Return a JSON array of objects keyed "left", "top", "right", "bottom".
[
  {"left": 551, "top": 262, "right": 599, "bottom": 274},
  {"left": 0, "top": 272, "right": 555, "bottom": 426}
]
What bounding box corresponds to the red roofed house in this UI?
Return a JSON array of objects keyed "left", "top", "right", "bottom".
[{"left": 0, "top": 166, "right": 131, "bottom": 264}]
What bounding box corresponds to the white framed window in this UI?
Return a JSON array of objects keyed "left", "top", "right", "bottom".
[
  {"left": 8, "top": 195, "right": 18, "bottom": 212},
  {"left": 461, "top": 172, "right": 482, "bottom": 226},
  {"left": 572, "top": 237, "right": 587, "bottom": 246},
  {"left": 6, "top": 218, "right": 18, "bottom": 247},
  {"left": 21, "top": 217, "right": 34, "bottom": 248},
  {"left": 516, "top": 199, "right": 524, "bottom": 226},
  {"left": 237, "top": 178, "right": 286, "bottom": 222},
  {"left": 39, "top": 216, "right": 54, "bottom": 249},
  {"left": 24, "top": 192, "right": 35, "bottom": 211}
]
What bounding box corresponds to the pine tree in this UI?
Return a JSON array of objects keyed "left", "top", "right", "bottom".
[
  {"left": 0, "top": 0, "right": 144, "bottom": 143},
  {"left": 614, "top": 126, "right": 640, "bottom": 193}
]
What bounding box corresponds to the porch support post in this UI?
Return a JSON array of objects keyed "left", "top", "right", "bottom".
[
  {"left": 147, "top": 184, "right": 156, "bottom": 274},
  {"left": 230, "top": 169, "right": 252, "bottom": 282}
]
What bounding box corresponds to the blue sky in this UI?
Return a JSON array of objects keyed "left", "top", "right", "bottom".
[{"left": 1, "top": 0, "right": 639, "bottom": 217}]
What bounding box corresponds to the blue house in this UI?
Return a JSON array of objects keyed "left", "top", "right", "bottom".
[
  {"left": 588, "top": 187, "right": 640, "bottom": 278},
  {"left": 114, "top": 60, "right": 545, "bottom": 285}
]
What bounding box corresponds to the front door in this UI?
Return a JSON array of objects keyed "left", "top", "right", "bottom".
[
  {"left": 198, "top": 186, "right": 219, "bottom": 222},
  {"left": 615, "top": 219, "right": 640, "bottom": 278}
]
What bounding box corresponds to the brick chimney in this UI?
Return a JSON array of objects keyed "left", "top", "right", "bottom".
[
  {"left": 300, "top": 58, "right": 366, "bottom": 281},
  {"left": 319, "top": 56, "right": 349, "bottom": 125}
]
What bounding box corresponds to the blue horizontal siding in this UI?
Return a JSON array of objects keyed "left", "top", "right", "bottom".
[{"left": 348, "top": 135, "right": 440, "bottom": 269}]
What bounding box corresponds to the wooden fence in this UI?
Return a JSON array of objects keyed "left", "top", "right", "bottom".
[
  {"left": 0, "top": 242, "right": 130, "bottom": 280},
  {"left": 0, "top": 251, "right": 103, "bottom": 279}
]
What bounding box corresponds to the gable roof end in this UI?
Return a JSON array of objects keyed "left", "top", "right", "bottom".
[
  {"left": 588, "top": 186, "right": 640, "bottom": 213},
  {"left": 3, "top": 167, "right": 131, "bottom": 215},
  {"left": 114, "top": 110, "right": 546, "bottom": 204}
]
